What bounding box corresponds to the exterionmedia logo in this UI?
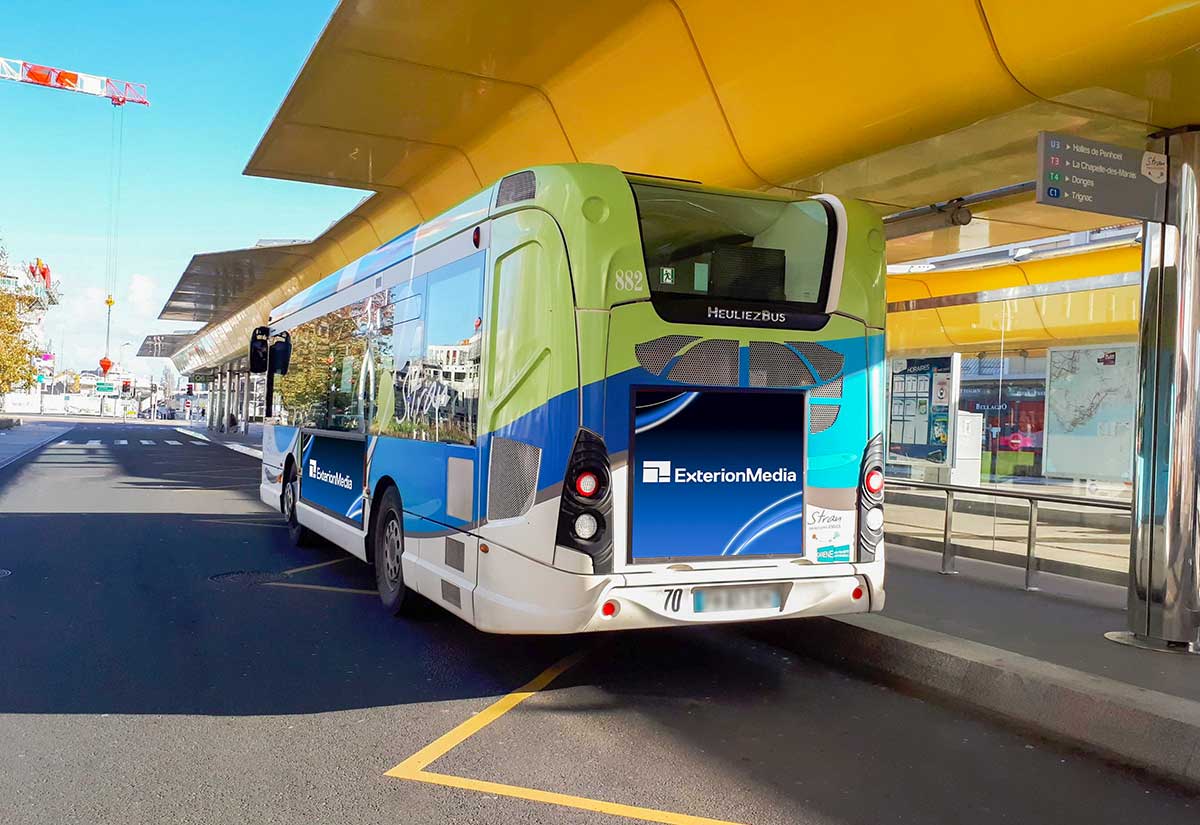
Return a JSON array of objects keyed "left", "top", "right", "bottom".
[
  {"left": 309, "top": 459, "right": 355, "bottom": 490},
  {"left": 641, "top": 459, "right": 797, "bottom": 484}
]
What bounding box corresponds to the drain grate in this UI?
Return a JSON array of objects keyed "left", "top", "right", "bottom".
[{"left": 208, "top": 570, "right": 283, "bottom": 588}]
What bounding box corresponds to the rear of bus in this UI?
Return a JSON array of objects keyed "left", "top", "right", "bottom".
[{"left": 477, "top": 166, "right": 886, "bottom": 632}]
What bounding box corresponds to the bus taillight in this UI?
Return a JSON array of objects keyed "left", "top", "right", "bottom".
[
  {"left": 864, "top": 468, "right": 884, "bottom": 495},
  {"left": 556, "top": 429, "right": 614, "bottom": 574},
  {"left": 575, "top": 471, "right": 599, "bottom": 498},
  {"left": 858, "top": 433, "right": 885, "bottom": 562}
]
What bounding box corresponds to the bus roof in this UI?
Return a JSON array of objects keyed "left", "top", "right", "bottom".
[{"left": 268, "top": 185, "right": 495, "bottom": 324}]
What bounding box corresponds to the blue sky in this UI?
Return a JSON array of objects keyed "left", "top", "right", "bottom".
[{"left": 0, "top": 1, "right": 365, "bottom": 378}]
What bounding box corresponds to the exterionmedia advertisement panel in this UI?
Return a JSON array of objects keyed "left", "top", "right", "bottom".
[
  {"left": 629, "top": 387, "right": 808, "bottom": 562},
  {"left": 300, "top": 433, "right": 366, "bottom": 524}
]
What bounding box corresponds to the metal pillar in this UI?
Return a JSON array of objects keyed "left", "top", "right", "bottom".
[
  {"left": 1110, "top": 128, "right": 1200, "bottom": 654},
  {"left": 206, "top": 377, "right": 216, "bottom": 430},
  {"left": 217, "top": 364, "right": 230, "bottom": 433},
  {"left": 241, "top": 372, "right": 251, "bottom": 434}
]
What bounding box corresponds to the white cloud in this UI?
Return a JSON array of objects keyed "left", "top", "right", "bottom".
[{"left": 127, "top": 273, "right": 159, "bottom": 317}]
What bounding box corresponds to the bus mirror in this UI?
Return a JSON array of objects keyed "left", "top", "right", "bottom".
[
  {"left": 249, "top": 327, "right": 270, "bottom": 374},
  {"left": 270, "top": 331, "right": 292, "bottom": 376}
]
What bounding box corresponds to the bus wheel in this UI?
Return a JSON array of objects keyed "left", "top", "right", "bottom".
[
  {"left": 283, "top": 464, "right": 314, "bottom": 547},
  {"left": 373, "top": 487, "right": 415, "bottom": 615}
]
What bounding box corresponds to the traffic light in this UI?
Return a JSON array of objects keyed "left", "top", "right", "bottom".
[
  {"left": 186, "top": 383, "right": 194, "bottom": 396},
  {"left": 121, "top": 379, "right": 131, "bottom": 395}
]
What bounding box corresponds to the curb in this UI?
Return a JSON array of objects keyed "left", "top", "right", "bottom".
[{"left": 772, "top": 614, "right": 1200, "bottom": 788}]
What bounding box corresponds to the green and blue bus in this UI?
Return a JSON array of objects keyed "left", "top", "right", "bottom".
[{"left": 250, "top": 164, "right": 886, "bottom": 633}]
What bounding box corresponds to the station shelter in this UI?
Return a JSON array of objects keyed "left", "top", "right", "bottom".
[{"left": 144, "top": 0, "right": 1200, "bottom": 649}]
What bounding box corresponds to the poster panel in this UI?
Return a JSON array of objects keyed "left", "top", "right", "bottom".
[
  {"left": 887, "top": 355, "right": 959, "bottom": 465},
  {"left": 1043, "top": 345, "right": 1136, "bottom": 481}
]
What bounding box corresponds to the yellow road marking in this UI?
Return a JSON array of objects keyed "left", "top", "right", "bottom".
[
  {"left": 261, "top": 581, "right": 377, "bottom": 596},
  {"left": 398, "top": 771, "right": 746, "bottom": 825},
  {"left": 385, "top": 649, "right": 748, "bottom": 825},
  {"left": 388, "top": 649, "right": 588, "bottom": 774},
  {"left": 281, "top": 557, "right": 351, "bottom": 576}
]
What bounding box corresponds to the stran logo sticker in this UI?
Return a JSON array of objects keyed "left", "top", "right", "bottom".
[
  {"left": 642, "top": 460, "right": 672, "bottom": 483},
  {"left": 308, "top": 459, "right": 355, "bottom": 490}
]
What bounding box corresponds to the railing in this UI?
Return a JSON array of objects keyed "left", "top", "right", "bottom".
[{"left": 885, "top": 478, "right": 1132, "bottom": 590}]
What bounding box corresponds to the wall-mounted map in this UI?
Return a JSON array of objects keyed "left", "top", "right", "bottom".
[{"left": 1044, "top": 345, "right": 1136, "bottom": 481}]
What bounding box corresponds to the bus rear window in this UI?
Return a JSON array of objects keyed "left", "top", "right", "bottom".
[{"left": 628, "top": 180, "right": 836, "bottom": 327}]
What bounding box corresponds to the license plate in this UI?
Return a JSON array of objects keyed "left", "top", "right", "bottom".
[{"left": 693, "top": 585, "right": 782, "bottom": 613}]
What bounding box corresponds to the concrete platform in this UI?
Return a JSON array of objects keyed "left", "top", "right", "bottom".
[{"left": 765, "top": 545, "right": 1200, "bottom": 788}]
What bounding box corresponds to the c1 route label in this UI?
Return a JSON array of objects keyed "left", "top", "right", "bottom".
[{"left": 1036, "top": 131, "right": 1167, "bottom": 222}]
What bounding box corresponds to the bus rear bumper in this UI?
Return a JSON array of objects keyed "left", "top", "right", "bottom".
[
  {"left": 472, "top": 540, "right": 884, "bottom": 634},
  {"left": 581, "top": 572, "right": 878, "bottom": 633}
]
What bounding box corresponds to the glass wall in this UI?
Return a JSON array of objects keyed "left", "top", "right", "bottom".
[{"left": 882, "top": 246, "right": 1140, "bottom": 584}]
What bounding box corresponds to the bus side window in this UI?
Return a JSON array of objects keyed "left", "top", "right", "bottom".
[{"left": 413, "top": 253, "right": 485, "bottom": 445}]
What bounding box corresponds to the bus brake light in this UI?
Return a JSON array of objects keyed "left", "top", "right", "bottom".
[
  {"left": 864, "top": 469, "right": 884, "bottom": 495},
  {"left": 575, "top": 471, "right": 599, "bottom": 497}
]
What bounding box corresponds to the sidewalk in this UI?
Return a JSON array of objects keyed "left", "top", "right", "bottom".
[
  {"left": 0, "top": 419, "right": 75, "bottom": 471},
  {"left": 768, "top": 544, "right": 1200, "bottom": 788},
  {"left": 176, "top": 422, "right": 263, "bottom": 459}
]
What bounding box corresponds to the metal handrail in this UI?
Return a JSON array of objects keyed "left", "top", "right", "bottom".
[{"left": 885, "top": 478, "right": 1131, "bottom": 590}]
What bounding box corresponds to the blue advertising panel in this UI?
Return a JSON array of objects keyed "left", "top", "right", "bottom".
[
  {"left": 300, "top": 433, "right": 366, "bottom": 524},
  {"left": 629, "top": 387, "right": 806, "bottom": 561}
]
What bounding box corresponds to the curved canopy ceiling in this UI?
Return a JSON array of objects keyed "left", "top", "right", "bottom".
[
  {"left": 168, "top": 0, "right": 1200, "bottom": 370},
  {"left": 247, "top": 0, "right": 1200, "bottom": 253}
]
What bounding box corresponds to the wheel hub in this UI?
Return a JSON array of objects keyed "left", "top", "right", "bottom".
[{"left": 383, "top": 518, "right": 402, "bottom": 585}]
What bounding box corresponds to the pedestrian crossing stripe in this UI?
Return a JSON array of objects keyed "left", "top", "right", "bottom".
[{"left": 56, "top": 438, "right": 219, "bottom": 447}]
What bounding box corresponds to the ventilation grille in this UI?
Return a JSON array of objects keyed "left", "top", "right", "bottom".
[
  {"left": 635, "top": 335, "right": 700, "bottom": 375},
  {"left": 748, "top": 341, "right": 816, "bottom": 387},
  {"left": 810, "top": 405, "right": 840, "bottom": 433},
  {"left": 487, "top": 437, "right": 541, "bottom": 520},
  {"left": 444, "top": 538, "right": 465, "bottom": 572},
  {"left": 496, "top": 171, "right": 536, "bottom": 206},
  {"left": 788, "top": 342, "right": 844, "bottom": 381},
  {"left": 810, "top": 375, "right": 843, "bottom": 398},
  {"left": 666, "top": 339, "right": 739, "bottom": 386},
  {"left": 440, "top": 580, "right": 462, "bottom": 608}
]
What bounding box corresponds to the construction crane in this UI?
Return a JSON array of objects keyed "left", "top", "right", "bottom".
[
  {"left": 1, "top": 56, "right": 148, "bottom": 377},
  {"left": 0, "top": 56, "right": 148, "bottom": 106}
]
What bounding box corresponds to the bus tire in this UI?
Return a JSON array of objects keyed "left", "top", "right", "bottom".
[
  {"left": 372, "top": 486, "right": 417, "bottom": 616},
  {"left": 283, "top": 463, "right": 315, "bottom": 547}
]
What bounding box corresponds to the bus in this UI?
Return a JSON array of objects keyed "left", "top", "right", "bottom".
[{"left": 249, "top": 164, "right": 886, "bottom": 634}]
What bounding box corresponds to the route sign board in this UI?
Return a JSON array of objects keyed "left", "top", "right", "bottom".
[
  {"left": 96, "top": 382, "right": 117, "bottom": 395},
  {"left": 1037, "top": 132, "right": 1167, "bottom": 222}
]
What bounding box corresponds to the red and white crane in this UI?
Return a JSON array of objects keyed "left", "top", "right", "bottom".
[
  {"left": 2, "top": 55, "right": 148, "bottom": 376},
  {"left": 0, "top": 55, "right": 148, "bottom": 106}
]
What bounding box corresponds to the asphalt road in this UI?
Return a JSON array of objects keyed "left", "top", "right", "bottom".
[{"left": 0, "top": 421, "right": 1196, "bottom": 824}]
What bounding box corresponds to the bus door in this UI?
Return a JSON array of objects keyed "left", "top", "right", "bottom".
[{"left": 298, "top": 300, "right": 370, "bottom": 530}]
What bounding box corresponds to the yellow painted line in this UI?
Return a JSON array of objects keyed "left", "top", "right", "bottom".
[
  {"left": 388, "top": 649, "right": 588, "bottom": 774},
  {"left": 385, "top": 649, "right": 748, "bottom": 825},
  {"left": 281, "top": 557, "right": 351, "bottom": 576},
  {"left": 398, "top": 771, "right": 746, "bottom": 825},
  {"left": 261, "top": 581, "right": 377, "bottom": 596}
]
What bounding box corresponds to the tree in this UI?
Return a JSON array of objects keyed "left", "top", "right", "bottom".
[{"left": 0, "top": 238, "right": 40, "bottom": 397}]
